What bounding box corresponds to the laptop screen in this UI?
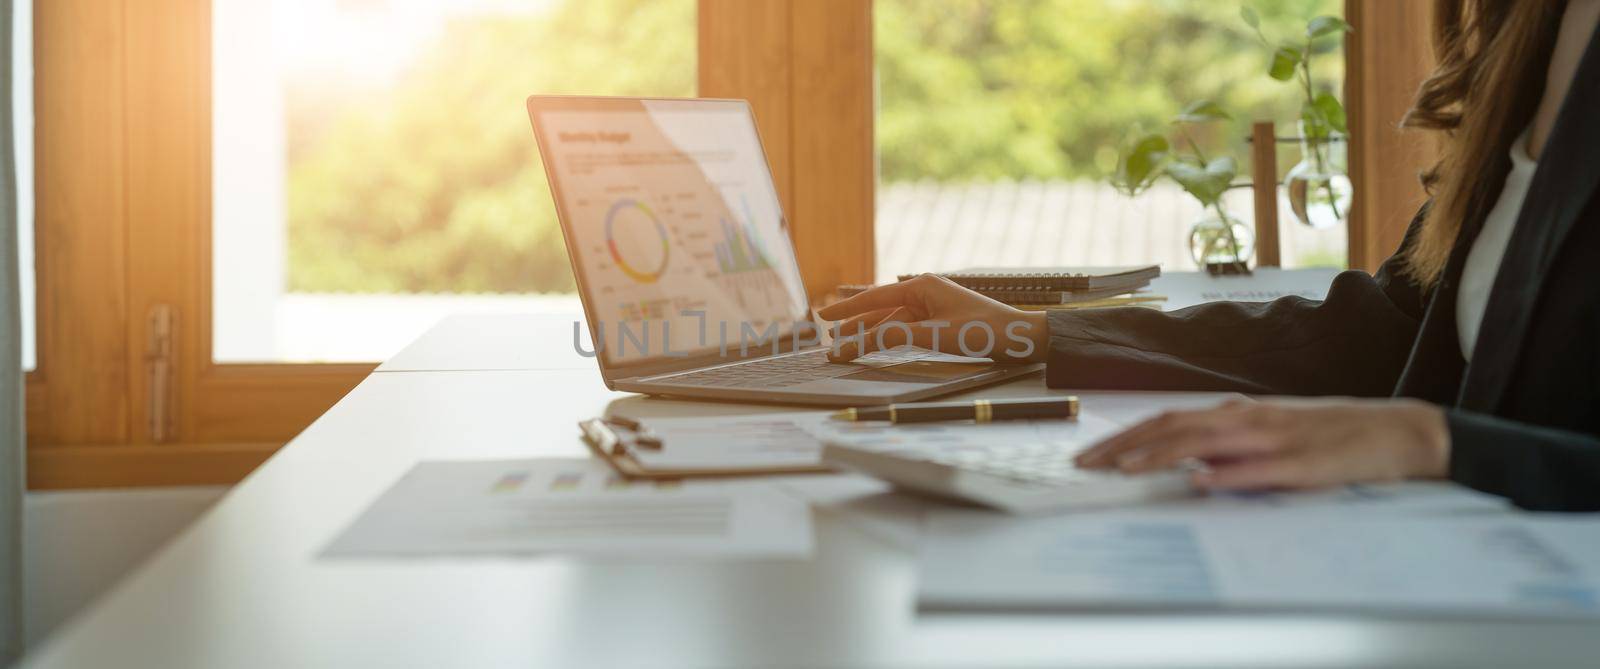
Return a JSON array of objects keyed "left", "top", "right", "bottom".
[{"left": 528, "top": 98, "right": 812, "bottom": 368}]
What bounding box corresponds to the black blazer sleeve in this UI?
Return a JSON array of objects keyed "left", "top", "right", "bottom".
[
  {"left": 1043, "top": 210, "right": 1431, "bottom": 397},
  {"left": 1448, "top": 411, "right": 1600, "bottom": 510}
]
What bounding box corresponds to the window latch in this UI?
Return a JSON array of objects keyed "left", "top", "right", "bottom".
[{"left": 146, "top": 304, "right": 176, "bottom": 443}]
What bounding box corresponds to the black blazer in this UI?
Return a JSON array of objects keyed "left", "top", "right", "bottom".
[{"left": 1043, "top": 26, "right": 1600, "bottom": 511}]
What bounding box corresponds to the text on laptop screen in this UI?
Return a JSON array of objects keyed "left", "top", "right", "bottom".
[{"left": 535, "top": 101, "right": 811, "bottom": 366}]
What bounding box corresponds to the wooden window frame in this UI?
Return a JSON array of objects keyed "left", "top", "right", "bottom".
[
  {"left": 28, "top": 0, "right": 413, "bottom": 488},
  {"left": 24, "top": 0, "right": 1426, "bottom": 489},
  {"left": 1345, "top": 0, "right": 1436, "bottom": 271}
]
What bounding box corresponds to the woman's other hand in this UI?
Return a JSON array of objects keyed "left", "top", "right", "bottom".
[
  {"left": 1075, "top": 398, "right": 1451, "bottom": 490},
  {"left": 816, "top": 274, "right": 1048, "bottom": 363}
]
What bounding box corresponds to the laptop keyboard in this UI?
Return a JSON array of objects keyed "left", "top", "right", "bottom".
[{"left": 651, "top": 347, "right": 938, "bottom": 388}]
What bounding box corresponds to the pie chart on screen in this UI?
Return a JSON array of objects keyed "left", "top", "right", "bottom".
[{"left": 604, "top": 198, "right": 670, "bottom": 283}]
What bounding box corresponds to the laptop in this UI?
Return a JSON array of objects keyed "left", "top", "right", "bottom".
[{"left": 525, "top": 96, "right": 1040, "bottom": 406}]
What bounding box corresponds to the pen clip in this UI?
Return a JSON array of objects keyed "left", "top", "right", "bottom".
[
  {"left": 579, "top": 418, "right": 629, "bottom": 457},
  {"left": 582, "top": 417, "right": 662, "bottom": 456}
]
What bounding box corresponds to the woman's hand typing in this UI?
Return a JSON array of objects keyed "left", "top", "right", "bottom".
[
  {"left": 816, "top": 274, "right": 1049, "bottom": 363},
  {"left": 1076, "top": 398, "right": 1452, "bottom": 491}
]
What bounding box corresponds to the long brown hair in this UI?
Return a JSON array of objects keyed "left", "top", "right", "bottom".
[{"left": 1401, "top": 0, "right": 1564, "bottom": 286}]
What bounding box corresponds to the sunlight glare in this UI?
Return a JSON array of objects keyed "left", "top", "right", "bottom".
[{"left": 271, "top": 0, "right": 558, "bottom": 86}]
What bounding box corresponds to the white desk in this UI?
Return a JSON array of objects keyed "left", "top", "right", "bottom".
[
  {"left": 377, "top": 312, "right": 596, "bottom": 373},
  {"left": 23, "top": 305, "right": 1600, "bottom": 668}
]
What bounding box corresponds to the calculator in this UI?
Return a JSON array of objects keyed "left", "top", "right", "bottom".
[{"left": 820, "top": 440, "right": 1196, "bottom": 514}]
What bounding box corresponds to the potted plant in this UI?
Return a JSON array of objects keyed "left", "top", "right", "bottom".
[
  {"left": 1115, "top": 100, "right": 1254, "bottom": 275},
  {"left": 1244, "top": 8, "right": 1353, "bottom": 228}
]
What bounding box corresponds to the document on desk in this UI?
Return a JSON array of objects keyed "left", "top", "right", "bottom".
[
  {"left": 628, "top": 412, "right": 832, "bottom": 470},
  {"left": 919, "top": 508, "right": 1600, "bottom": 619},
  {"left": 324, "top": 458, "right": 811, "bottom": 559},
  {"left": 609, "top": 393, "right": 1247, "bottom": 473}
]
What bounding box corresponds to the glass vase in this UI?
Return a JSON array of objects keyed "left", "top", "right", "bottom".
[
  {"left": 1188, "top": 211, "right": 1254, "bottom": 273},
  {"left": 1285, "top": 123, "right": 1353, "bottom": 229}
]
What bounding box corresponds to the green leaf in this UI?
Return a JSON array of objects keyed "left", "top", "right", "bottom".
[
  {"left": 1307, "top": 15, "right": 1352, "bottom": 39},
  {"left": 1313, "top": 92, "right": 1347, "bottom": 134},
  {"left": 1240, "top": 5, "right": 1260, "bottom": 29},
  {"left": 1301, "top": 104, "right": 1332, "bottom": 141},
  {"left": 1114, "top": 134, "right": 1170, "bottom": 196},
  {"left": 1173, "top": 100, "right": 1232, "bottom": 124},
  {"left": 1166, "top": 156, "right": 1237, "bottom": 208},
  {"left": 1269, "top": 46, "right": 1302, "bottom": 81}
]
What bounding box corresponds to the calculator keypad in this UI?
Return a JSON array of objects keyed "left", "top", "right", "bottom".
[{"left": 920, "top": 442, "right": 1111, "bottom": 486}]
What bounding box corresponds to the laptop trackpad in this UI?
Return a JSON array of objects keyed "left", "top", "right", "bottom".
[{"left": 835, "top": 360, "right": 992, "bottom": 384}]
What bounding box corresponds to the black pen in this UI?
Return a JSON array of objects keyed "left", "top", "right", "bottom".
[{"left": 832, "top": 397, "right": 1078, "bottom": 424}]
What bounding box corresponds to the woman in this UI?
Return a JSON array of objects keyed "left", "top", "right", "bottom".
[{"left": 819, "top": 0, "right": 1600, "bottom": 510}]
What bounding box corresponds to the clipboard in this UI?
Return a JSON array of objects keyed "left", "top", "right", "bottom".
[{"left": 578, "top": 416, "right": 834, "bottom": 480}]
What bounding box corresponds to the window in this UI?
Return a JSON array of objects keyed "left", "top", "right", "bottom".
[
  {"left": 212, "top": 0, "right": 696, "bottom": 362},
  {"left": 15, "top": 0, "right": 31, "bottom": 371},
  {"left": 874, "top": 0, "right": 1346, "bottom": 282}
]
